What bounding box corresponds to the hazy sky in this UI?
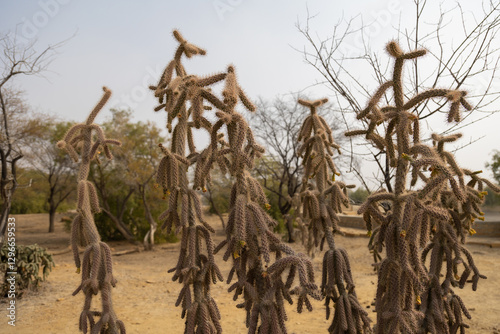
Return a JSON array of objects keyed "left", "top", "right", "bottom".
[{"left": 1, "top": 0, "right": 499, "bottom": 188}]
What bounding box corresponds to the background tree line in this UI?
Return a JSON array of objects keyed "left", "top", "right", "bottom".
[{"left": 5, "top": 90, "right": 500, "bottom": 248}]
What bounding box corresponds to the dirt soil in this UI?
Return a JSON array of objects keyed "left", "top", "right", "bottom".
[{"left": 2, "top": 213, "right": 500, "bottom": 334}]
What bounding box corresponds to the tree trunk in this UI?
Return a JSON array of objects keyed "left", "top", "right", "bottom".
[
  {"left": 278, "top": 200, "right": 294, "bottom": 243},
  {"left": 101, "top": 207, "right": 137, "bottom": 244},
  {"left": 206, "top": 185, "right": 225, "bottom": 229},
  {"left": 48, "top": 207, "right": 56, "bottom": 233},
  {"left": 285, "top": 215, "right": 295, "bottom": 243},
  {"left": 0, "top": 174, "right": 17, "bottom": 246},
  {"left": 0, "top": 199, "right": 12, "bottom": 245},
  {"left": 141, "top": 187, "right": 157, "bottom": 251}
]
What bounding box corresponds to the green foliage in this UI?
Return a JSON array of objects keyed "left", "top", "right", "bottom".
[
  {"left": 90, "top": 109, "right": 169, "bottom": 243},
  {"left": 207, "top": 191, "right": 229, "bottom": 215},
  {"left": 254, "top": 157, "right": 285, "bottom": 220},
  {"left": 10, "top": 167, "right": 76, "bottom": 214},
  {"left": 205, "top": 168, "right": 232, "bottom": 215},
  {"left": 349, "top": 187, "right": 369, "bottom": 204},
  {"left": 485, "top": 152, "right": 500, "bottom": 207},
  {"left": 484, "top": 187, "right": 500, "bottom": 207},
  {"left": 0, "top": 244, "right": 55, "bottom": 298},
  {"left": 10, "top": 169, "right": 50, "bottom": 214},
  {"left": 487, "top": 150, "right": 500, "bottom": 184},
  {"left": 11, "top": 168, "right": 75, "bottom": 214},
  {"left": 263, "top": 187, "right": 286, "bottom": 232},
  {"left": 93, "top": 212, "right": 129, "bottom": 241}
]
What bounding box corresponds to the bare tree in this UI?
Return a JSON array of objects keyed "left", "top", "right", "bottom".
[
  {"left": 26, "top": 120, "right": 76, "bottom": 233},
  {"left": 298, "top": 0, "right": 500, "bottom": 191},
  {"left": 250, "top": 95, "right": 345, "bottom": 241},
  {"left": 201, "top": 167, "right": 231, "bottom": 230},
  {"left": 0, "top": 32, "right": 62, "bottom": 243}
]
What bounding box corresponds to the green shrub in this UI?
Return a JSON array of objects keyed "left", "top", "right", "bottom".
[
  {"left": 349, "top": 187, "right": 370, "bottom": 204},
  {"left": 10, "top": 169, "right": 47, "bottom": 214},
  {"left": 0, "top": 244, "right": 55, "bottom": 298},
  {"left": 484, "top": 186, "right": 500, "bottom": 207}
]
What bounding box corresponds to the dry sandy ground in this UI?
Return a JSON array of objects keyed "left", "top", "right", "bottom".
[{"left": 1, "top": 213, "right": 500, "bottom": 334}]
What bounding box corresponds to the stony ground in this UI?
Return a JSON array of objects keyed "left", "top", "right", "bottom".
[{"left": 2, "top": 213, "right": 500, "bottom": 334}]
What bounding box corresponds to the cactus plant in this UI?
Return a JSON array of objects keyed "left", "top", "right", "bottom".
[
  {"left": 296, "top": 98, "right": 371, "bottom": 333},
  {"left": 150, "top": 30, "right": 226, "bottom": 333},
  {"left": 57, "top": 87, "right": 125, "bottom": 334},
  {"left": 0, "top": 244, "right": 54, "bottom": 297},
  {"left": 346, "top": 41, "right": 500, "bottom": 333},
  {"left": 152, "top": 30, "right": 321, "bottom": 334}
]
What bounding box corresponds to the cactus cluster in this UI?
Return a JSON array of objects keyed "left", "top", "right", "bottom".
[
  {"left": 57, "top": 87, "right": 125, "bottom": 334},
  {"left": 151, "top": 30, "right": 321, "bottom": 334},
  {"left": 296, "top": 98, "right": 371, "bottom": 333},
  {"left": 346, "top": 41, "right": 499, "bottom": 333},
  {"left": 55, "top": 30, "right": 500, "bottom": 334},
  {"left": 150, "top": 30, "right": 225, "bottom": 333},
  {"left": 0, "top": 244, "right": 54, "bottom": 297}
]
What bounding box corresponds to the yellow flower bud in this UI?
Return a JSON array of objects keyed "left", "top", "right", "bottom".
[
  {"left": 469, "top": 228, "right": 476, "bottom": 235},
  {"left": 401, "top": 153, "right": 413, "bottom": 161}
]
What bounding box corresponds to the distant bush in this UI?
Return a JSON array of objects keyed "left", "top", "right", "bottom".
[
  {"left": 0, "top": 244, "right": 55, "bottom": 298},
  {"left": 484, "top": 186, "right": 500, "bottom": 207},
  {"left": 10, "top": 169, "right": 47, "bottom": 214},
  {"left": 10, "top": 168, "right": 75, "bottom": 214},
  {"left": 349, "top": 187, "right": 369, "bottom": 204},
  {"left": 206, "top": 187, "right": 229, "bottom": 215}
]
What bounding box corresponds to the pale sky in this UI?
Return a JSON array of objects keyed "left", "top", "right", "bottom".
[{"left": 1, "top": 0, "right": 499, "bottom": 189}]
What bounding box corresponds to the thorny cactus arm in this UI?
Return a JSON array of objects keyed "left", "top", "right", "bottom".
[
  {"left": 151, "top": 31, "right": 224, "bottom": 334},
  {"left": 194, "top": 65, "right": 321, "bottom": 334},
  {"left": 297, "top": 98, "right": 371, "bottom": 333},
  {"left": 57, "top": 87, "right": 125, "bottom": 334},
  {"left": 347, "top": 41, "right": 499, "bottom": 334}
]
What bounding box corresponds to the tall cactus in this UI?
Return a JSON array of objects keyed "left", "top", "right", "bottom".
[
  {"left": 347, "top": 41, "right": 500, "bottom": 333},
  {"left": 296, "top": 98, "right": 371, "bottom": 333},
  {"left": 152, "top": 30, "right": 321, "bottom": 334},
  {"left": 150, "top": 30, "right": 225, "bottom": 333},
  {"left": 194, "top": 65, "right": 321, "bottom": 334},
  {"left": 57, "top": 87, "right": 125, "bottom": 334}
]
